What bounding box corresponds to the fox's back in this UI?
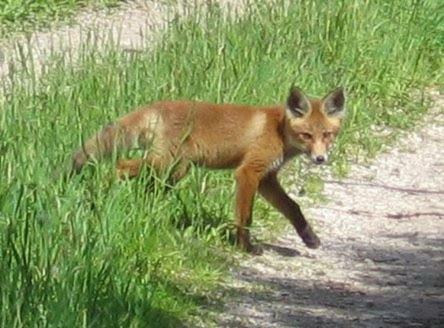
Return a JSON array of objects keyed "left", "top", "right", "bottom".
[{"left": 121, "top": 100, "right": 285, "bottom": 168}]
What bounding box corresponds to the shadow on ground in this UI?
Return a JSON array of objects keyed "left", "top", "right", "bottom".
[{"left": 215, "top": 235, "right": 444, "bottom": 328}]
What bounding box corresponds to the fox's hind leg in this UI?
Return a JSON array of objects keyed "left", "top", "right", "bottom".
[
  {"left": 116, "top": 155, "right": 189, "bottom": 184},
  {"left": 116, "top": 159, "right": 143, "bottom": 179}
]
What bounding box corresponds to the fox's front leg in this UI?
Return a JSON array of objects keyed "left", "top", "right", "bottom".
[
  {"left": 235, "top": 165, "right": 263, "bottom": 255},
  {"left": 259, "top": 173, "right": 320, "bottom": 249}
]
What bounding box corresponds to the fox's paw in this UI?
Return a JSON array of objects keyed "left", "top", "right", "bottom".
[
  {"left": 116, "top": 159, "right": 142, "bottom": 179},
  {"left": 300, "top": 226, "right": 321, "bottom": 249},
  {"left": 247, "top": 244, "right": 264, "bottom": 256},
  {"left": 238, "top": 241, "right": 264, "bottom": 255}
]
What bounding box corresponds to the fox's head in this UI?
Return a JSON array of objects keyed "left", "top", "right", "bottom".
[{"left": 284, "top": 87, "right": 346, "bottom": 164}]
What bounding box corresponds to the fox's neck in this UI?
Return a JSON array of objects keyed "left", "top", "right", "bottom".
[{"left": 281, "top": 115, "right": 303, "bottom": 160}]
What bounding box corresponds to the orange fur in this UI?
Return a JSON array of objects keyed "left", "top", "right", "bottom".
[{"left": 71, "top": 87, "right": 346, "bottom": 254}]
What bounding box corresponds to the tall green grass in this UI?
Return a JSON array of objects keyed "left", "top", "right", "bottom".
[
  {"left": 0, "top": 0, "right": 119, "bottom": 36},
  {"left": 0, "top": 0, "right": 442, "bottom": 326}
]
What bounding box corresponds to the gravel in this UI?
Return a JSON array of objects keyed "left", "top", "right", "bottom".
[
  {"left": 0, "top": 0, "right": 242, "bottom": 80},
  {"left": 1, "top": 2, "right": 442, "bottom": 326},
  {"left": 216, "top": 90, "right": 444, "bottom": 327}
]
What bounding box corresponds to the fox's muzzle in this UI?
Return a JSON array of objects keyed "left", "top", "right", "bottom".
[
  {"left": 313, "top": 155, "right": 326, "bottom": 164},
  {"left": 310, "top": 139, "right": 329, "bottom": 165},
  {"left": 310, "top": 153, "right": 328, "bottom": 165}
]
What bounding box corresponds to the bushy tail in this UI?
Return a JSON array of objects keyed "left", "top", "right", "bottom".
[{"left": 71, "top": 122, "right": 133, "bottom": 174}]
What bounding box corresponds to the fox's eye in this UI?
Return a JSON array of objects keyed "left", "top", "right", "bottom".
[
  {"left": 323, "top": 132, "right": 333, "bottom": 138},
  {"left": 300, "top": 133, "right": 312, "bottom": 140}
]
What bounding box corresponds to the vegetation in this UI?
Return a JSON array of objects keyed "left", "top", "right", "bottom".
[
  {"left": 0, "top": 0, "right": 442, "bottom": 326},
  {"left": 0, "top": 0, "right": 119, "bottom": 36}
]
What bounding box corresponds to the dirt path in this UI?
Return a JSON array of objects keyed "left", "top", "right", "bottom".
[
  {"left": 217, "top": 91, "right": 444, "bottom": 328},
  {"left": 1, "top": 3, "right": 442, "bottom": 327},
  {"left": 0, "top": 0, "right": 241, "bottom": 80}
]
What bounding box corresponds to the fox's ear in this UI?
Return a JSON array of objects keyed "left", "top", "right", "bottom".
[
  {"left": 323, "top": 87, "right": 346, "bottom": 117},
  {"left": 287, "top": 87, "right": 310, "bottom": 117}
]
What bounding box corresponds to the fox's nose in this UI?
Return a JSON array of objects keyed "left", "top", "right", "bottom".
[{"left": 314, "top": 155, "right": 325, "bottom": 164}]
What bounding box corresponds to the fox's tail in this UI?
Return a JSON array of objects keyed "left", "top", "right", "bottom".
[{"left": 71, "top": 122, "right": 134, "bottom": 174}]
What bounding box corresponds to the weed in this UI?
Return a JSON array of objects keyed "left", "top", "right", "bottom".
[{"left": 0, "top": 0, "right": 442, "bottom": 326}]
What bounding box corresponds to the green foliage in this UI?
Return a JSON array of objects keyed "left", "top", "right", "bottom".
[
  {"left": 0, "top": 0, "right": 442, "bottom": 326},
  {"left": 0, "top": 0, "right": 119, "bottom": 35}
]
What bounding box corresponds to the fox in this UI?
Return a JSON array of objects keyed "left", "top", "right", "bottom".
[{"left": 71, "top": 87, "right": 346, "bottom": 254}]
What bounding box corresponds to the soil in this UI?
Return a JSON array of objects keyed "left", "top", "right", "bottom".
[
  {"left": 1, "top": 2, "right": 442, "bottom": 327},
  {"left": 0, "top": 0, "right": 241, "bottom": 79},
  {"left": 216, "top": 91, "right": 444, "bottom": 327}
]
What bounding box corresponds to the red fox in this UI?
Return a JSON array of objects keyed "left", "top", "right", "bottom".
[{"left": 72, "top": 87, "right": 346, "bottom": 254}]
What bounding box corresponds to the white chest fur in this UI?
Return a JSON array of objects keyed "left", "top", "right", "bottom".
[{"left": 267, "top": 155, "right": 285, "bottom": 173}]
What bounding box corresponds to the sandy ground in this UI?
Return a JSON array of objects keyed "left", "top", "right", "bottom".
[
  {"left": 216, "top": 91, "right": 444, "bottom": 327},
  {"left": 0, "top": 0, "right": 242, "bottom": 79},
  {"left": 1, "top": 2, "right": 442, "bottom": 327}
]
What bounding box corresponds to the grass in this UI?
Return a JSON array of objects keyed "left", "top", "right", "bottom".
[
  {"left": 0, "top": 0, "right": 119, "bottom": 37},
  {"left": 0, "top": 0, "right": 443, "bottom": 326}
]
